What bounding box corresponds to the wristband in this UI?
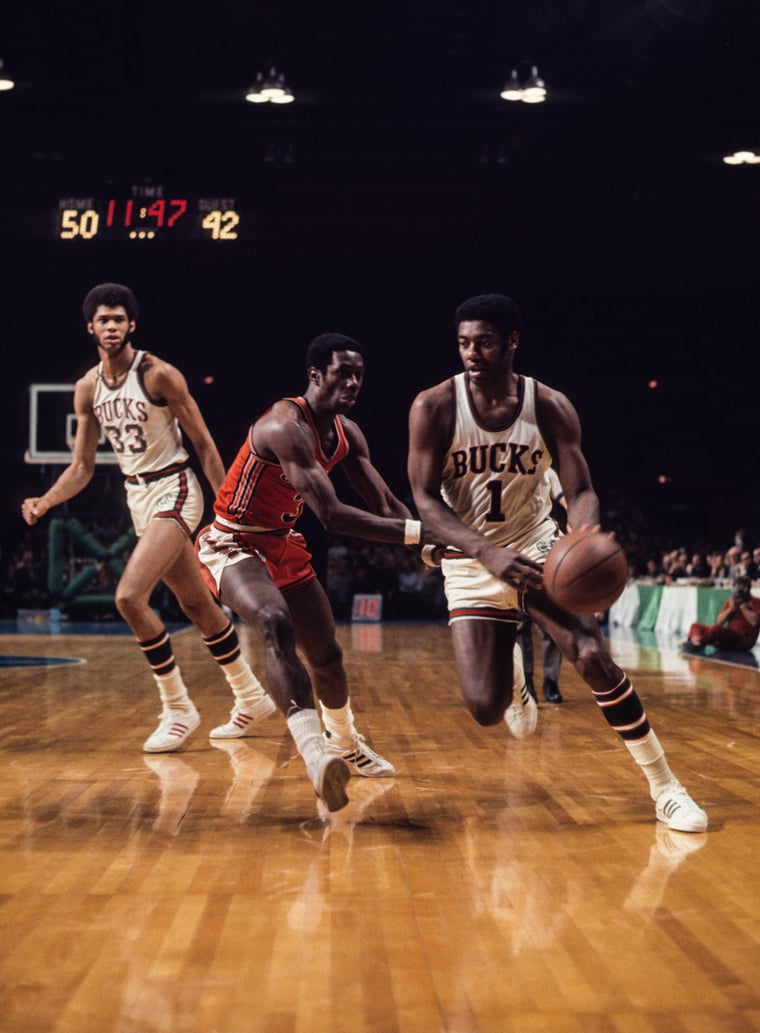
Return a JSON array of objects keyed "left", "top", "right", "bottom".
[
  {"left": 421, "top": 544, "right": 442, "bottom": 568},
  {"left": 404, "top": 519, "right": 422, "bottom": 546}
]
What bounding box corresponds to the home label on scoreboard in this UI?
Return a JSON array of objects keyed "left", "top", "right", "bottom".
[{"left": 55, "top": 184, "right": 242, "bottom": 241}]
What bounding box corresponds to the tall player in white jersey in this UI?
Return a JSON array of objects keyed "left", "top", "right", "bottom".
[
  {"left": 407, "top": 293, "right": 708, "bottom": 833},
  {"left": 21, "top": 283, "right": 275, "bottom": 753}
]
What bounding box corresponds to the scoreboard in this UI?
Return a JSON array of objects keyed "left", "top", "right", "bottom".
[{"left": 54, "top": 184, "right": 242, "bottom": 242}]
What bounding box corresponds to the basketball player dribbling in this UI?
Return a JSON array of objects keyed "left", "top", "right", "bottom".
[
  {"left": 407, "top": 293, "right": 707, "bottom": 832},
  {"left": 21, "top": 283, "right": 276, "bottom": 754}
]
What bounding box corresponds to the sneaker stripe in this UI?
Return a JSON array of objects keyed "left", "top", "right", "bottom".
[
  {"left": 323, "top": 732, "right": 395, "bottom": 776},
  {"left": 349, "top": 749, "right": 382, "bottom": 767}
]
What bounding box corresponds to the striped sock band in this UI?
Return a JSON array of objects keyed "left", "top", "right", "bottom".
[
  {"left": 138, "top": 627, "right": 176, "bottom": 677},
  {"left": 591, "top": 675, "right": 650, "bottom": 741},
  {"left": 202, "top": 622, "right": 241, "bottom": 666}
]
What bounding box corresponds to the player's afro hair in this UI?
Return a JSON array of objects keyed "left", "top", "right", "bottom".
[
  {"left": 305, "top": 332, "right": 364, "bottom": 373},
  {"left": 455, "top": 294, "right": 521, "bottom": 341},
  {"left": 82, "top": 283, "right": 139, "bottom": 323}
]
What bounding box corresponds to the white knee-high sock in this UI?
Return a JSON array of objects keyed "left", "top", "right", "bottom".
[
  {"left": 154, "top": 668, "right": 192, "bottom": 710},
  {"left": 225, "top": 657, "right": 269, "bottom": 709},
  {"left": 624, "top": 730, "right": 676, "bottom": 799},
  {"left": 202, "top": 623, "right": 268, "bottom": 709},
  {"left": 287, "top": 708, "right": 325, "bottom": 768}
]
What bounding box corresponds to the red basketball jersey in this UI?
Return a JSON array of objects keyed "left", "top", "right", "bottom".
[{"left": 213, "top": 397, "right": 350, "bottom": 531}]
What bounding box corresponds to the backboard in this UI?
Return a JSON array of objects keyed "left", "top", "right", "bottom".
[{"left": 25, "top": 383, "right": 117, "bottom": 465}]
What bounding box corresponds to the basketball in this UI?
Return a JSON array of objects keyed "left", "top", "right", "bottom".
[{"left": 542, "top": 530, "right": 628, "bottom": 614}]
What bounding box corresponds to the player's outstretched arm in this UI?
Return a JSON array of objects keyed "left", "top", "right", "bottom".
[
  {"left": 21, "top": 374, "right": 100, "bottom": 525},
  {"left": 266, "top": 408, "right": 428, "bottom": 546},
  {"left": 340, "top": 420, "right": 413, "bottom": 520}
]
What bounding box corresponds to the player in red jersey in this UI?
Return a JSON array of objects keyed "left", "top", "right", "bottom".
[{"left": 197, "top": 332, "right": 437, "bottom": 812}]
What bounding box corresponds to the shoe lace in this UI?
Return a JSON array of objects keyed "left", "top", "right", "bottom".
[
  {"left": 659, "top": 781, "right": 700, "bottom": 812},
  {"left": 157, "top": 707, "right": 191, "bottom": 729}
]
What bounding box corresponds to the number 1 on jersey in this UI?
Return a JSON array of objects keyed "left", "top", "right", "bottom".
[{"left": 485, "top": 480, "right": 506, "bottom": 522}]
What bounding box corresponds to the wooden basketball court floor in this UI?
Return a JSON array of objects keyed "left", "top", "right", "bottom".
[{"left": 1, "top": 618, "right": 759, "bottom": 1033}]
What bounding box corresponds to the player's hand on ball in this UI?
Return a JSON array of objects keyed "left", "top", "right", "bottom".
[
  {"left": 483, "top": 544, "right": 543, "bottom": 590},
  {"left": 543, "top": 529, "right": 627, "bottom": 614}
]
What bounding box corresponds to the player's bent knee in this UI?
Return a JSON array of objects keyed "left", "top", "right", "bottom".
[
  {"left": 309, "top": 641, "right": 344, "bottom": 675},
  {"left": 255, "top": 604, "right": 297, "bottom": 651},
  {"left": 114, "top": 584, "right": 152, "bottom": 620},
  {"left": 574, "top": 635, "right": 612, "bottom": 680}
]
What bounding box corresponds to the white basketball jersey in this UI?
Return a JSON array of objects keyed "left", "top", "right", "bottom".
[
  {"left": 441, "top": 373, "right": 556, "bottom": 552},
  {"left": 92, "top": 350, "right": 189, "bottom": 478}
]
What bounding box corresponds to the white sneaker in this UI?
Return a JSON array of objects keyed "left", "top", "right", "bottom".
[
  {"left": 323, "top": 731, "right": 396, "bottom": 777},
  {"left": 209, "top": 695, "right": 277, "bottom": 738},
  {"left": 143, "top": 704, "right": 200, "bottom": 753},
  {"left": 307, "top": 752, "right": 350, "bottom": 812},
  {"left": 655, "top": 780, "right": 708, "bottom": 833},
  {"left": 504, "top": 683, "right": 538, "bottom": 739}
]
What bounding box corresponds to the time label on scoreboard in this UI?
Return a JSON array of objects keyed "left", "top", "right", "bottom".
[{"left": 55, "top": 186, "right": 241, "bottom": 241}]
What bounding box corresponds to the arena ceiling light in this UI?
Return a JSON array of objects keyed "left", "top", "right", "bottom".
[
  {"left": 499, "top": 69, "right": 523, "bottom": 101},
  {"left": 245, "top": 66, "right": 295, "bottom": 105},
  {"left": 499, "top": 65, "right": 547, "bottom": 104},
  {"left": 521, "top": 66, "right": 547, "bottom": 103},
  {"left": 0, "top": 59, "right": 15, "bottom": 91},
  {"left": 722, "top": 150, "right": 760, "bottom": 165}
]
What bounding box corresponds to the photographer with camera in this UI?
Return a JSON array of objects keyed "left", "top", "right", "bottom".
[{"left": 681, "top": 575, "right": 760, "bottom": 653}]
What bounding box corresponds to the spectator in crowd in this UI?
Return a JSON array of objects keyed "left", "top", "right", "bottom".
[
  {"left": 663, "top": 548, "right": 689, "bottom": 581},
  {"left": 8, "top": 547, "right": 49, "bottom": 609},
  {"left": 641, "top": 557, "right": 666, "bottom": 583},
  {"left": 707, "top": 550, "right": 727, "bottom": 581},
  {"left": 747, "top": 547, "right": 760, "bottom": 582},
  {"left": 737, "top": 551, "right": 754, "bottom": 579},
  {"left": 723, "top": 546, "right": 743, "bottom": 580},
  {"left": 686, "top": 552, "right": 711, "bottom": 580}
]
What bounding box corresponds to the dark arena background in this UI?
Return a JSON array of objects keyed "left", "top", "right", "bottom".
[
  {"left": 2, "top": 0, "right": 758, "bottom": 553},
  {"left": 4, "top": 7, "right": 760, "bottom": 1033}
]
